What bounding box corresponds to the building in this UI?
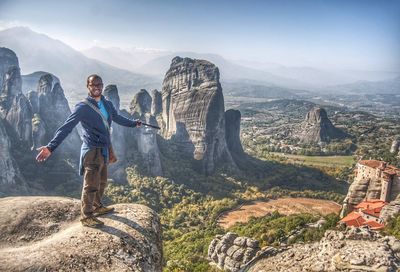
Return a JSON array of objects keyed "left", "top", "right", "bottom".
[
  {"left": 340, "top": 199, "right": 386, "bottom": 230},
  {"left": 354, "top": 160, "right": 400, "bottom": 202}
]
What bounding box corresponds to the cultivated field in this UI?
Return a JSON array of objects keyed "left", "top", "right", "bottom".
[{"left": 217, "top": 197, "right": 342, "bottom": 229}]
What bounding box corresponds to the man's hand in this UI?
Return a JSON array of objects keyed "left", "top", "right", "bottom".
[
  {"left": 36, "top": 146, "right": 52, "bottom": 162},
  {"left": 135, "top": 119, "right": 142, "bottom": 127}
]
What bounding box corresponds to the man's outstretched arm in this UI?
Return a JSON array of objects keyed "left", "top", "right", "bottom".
[
  {"left": 36, "top": 105, "right": 82, "bottom": 162},
  {"left": 109, "top": 102, "right": 141, "bottom": 128}
]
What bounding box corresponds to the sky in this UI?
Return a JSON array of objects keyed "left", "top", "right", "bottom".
[{"left": 0, "top": 0, "right": 399, "bottom": 72}]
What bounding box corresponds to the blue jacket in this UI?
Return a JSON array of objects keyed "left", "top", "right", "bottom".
[{"left": 46, "top": 95, "right": 138, "bottom": 152}]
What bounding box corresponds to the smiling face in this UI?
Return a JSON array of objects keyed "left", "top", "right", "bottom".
[{"left": 87, "top": 76, "right": 103, "bottom": 98}]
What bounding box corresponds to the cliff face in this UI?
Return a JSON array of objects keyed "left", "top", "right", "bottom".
[
  {"left": 298, "top": 107, "right": 348, "bottom": 144},
  {"left": 0, "top": 196, "right": 163, "bottom": 272},
  {"left": 0, "top": 47, "right": 19, "bottom": 90},
  {"left": 0, "top": 119, "right": 23, "bottom": 187},
  {"left": 130, "top": 89, "right": 163, "bottom": 176},
  {"left": 36, "top": 74, "right": 81, "bottom": 155},
  {"left": 161, "top": 56, "right": 235, "bottom": 174}
]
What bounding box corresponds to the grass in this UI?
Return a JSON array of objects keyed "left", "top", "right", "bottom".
[{"left": 269, "top": 152, "right": 356, "bottom": 168}]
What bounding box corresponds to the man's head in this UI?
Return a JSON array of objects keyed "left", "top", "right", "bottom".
[{"left": 87, "top": 74, "right": 103, "bottom": 98}]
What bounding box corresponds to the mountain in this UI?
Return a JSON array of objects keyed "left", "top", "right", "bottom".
[
  {"left": 324, "top": 76, "right": 400, "bottom": 94},
  {"left": 235, "top": 59, "right": 399, "bottom": 87},
  {"left": 137, "top": 52, "right": 312, "bottom": 89},
  {"left": 0, "top": 27, "right": 160, "bottom": 104},
  {"left": 297, "top": 107, "right": 349, "bottom": 144},
  {"left": 82, "top": 46, "right": 170, "bottom": 72}
]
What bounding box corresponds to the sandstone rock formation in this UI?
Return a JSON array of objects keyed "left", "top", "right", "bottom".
[
  {"left": 246, "top": 227, "right": 400, "bottom": 272},
  {"left": 104, "top": 84, "right": 121, "bottom": 112},
  {"left": 161, "top": 56, "right": 236, "bottom": 174},
  {"left": 208, "top": 232, "right": 260, "bottom": 272},
  {"left": 151, "top": 89, "right": 162, "bottom": 116},
  {"left": 0, "top": 47, "right": 19, "bottom": 93},
  {"left": 225, "top": 109, "right": 244, "bottom": 157},
  {"left": 130, "top": 89, "right": 152, "bottom": 115},
  {"left": 5, "top": 93, "right": 33, "bottom": 144},
  {"left": 130, "top": 89, "right": 163, "bottom": 176},
  {"left": 37, "top": 74, "right": 81, "bottom": 155},
  {"left": 22, "top": 71, "right": 60, "bottom": 94},
  {"left": 0, "top": 119, "right": 23, "bottom": 187},
  {"left": 0, "top": 66, "right": 22, "bottom": 118},
  {"left": 0, "top": 196, "right": 163, "bottom": 272},
  {"left": 298, "top": 107, "right": 348, "bottom": 144}
]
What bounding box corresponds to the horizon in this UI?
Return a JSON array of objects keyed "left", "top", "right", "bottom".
[{"left": 0, "top": 0, "right": 399, "bottom": 73}]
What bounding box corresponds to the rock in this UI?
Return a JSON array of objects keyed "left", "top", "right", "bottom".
[
  {"left": 0, "top": 196, "right": 163, "bottom": 272},
  {"left": 380, "top": 199, "right": 400, "bottom": 222},
  {"left": 225, "top": 109, "right": 243, "bottom": 154},
  {"left": 0, "top": 66, "right": 22, "bottom": 118},
  {"left": 297, "top": 107, "right": 348, "bottom": 144},
  {"left": 37, "top": 74, "right": 81, "bottom": 156},
  {"left": 27, "top": 90, "right": 39, "bottom": 113},
  {"left": 0, "top": 119, "right": 23, "bottom": 186},
  {"left": 31, "top": 113, "right": 46, "bottom": 150},
  {"left": 246, "top": 229, "right": 400, "bottom": 272},
  {"left": 130, "top": 89, "right": 152, "bottom": 115},
  {"left": 0, "top": 47, "right": 19, "bottom": 90},
  {"left": 103, "top": 84, "right": 120, "bottom": 112},
  {"left": 5, "top": 93, "right": 33, "bottom": 144},
  {"left": 151, "top": 89, "right": 162, "bottom": 116},
  {"left": 390, "top": 139, "right": 400, "bottom": 154},
  {"left": 21, "top": 71, "right": 60, "bottom": 95},
  {"left": 208, "top": 232, "right": 261, "bottom": 272},
  {"left": 161, "top": 56, "right": 236, "bottom": 174}
]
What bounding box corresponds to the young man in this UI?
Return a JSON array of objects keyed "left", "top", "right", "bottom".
[{"left": 36, "top": 74, "right": 141, "bottom": 227}]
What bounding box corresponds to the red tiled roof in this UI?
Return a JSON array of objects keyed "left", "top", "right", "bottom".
[
  {"left": 364, "top": 220, "right": 385, "bottom": 230},
  {"left": 358, "top": 160, "right": 398, "bottom": 172},
  {"left": 355, "top": 199, "right": 386, "bottom": 210},
  {"left": 340, "top": 212, "right": 366, "bottom": 227}
]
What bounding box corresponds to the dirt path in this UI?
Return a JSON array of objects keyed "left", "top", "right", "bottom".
[{"left": 217, "top": 197, "right": 342, "bottom": 229}]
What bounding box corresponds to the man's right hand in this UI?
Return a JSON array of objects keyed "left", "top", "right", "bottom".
[{"left": 36, "top": 146, "right": 52, "bottom": 162}]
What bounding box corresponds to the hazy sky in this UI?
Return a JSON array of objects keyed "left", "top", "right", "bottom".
[{"left": 0, "top": 0, "right": 399, "bottom": 71}]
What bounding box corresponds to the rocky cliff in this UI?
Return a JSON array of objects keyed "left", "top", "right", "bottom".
[
  {"left": 151, "top": 89, "right": 162, "bottom": 116},
  {"left": 161, "top": 56, "right": 236, "bottom": 174},
  {"left": 0, "top": 118, "right": 24, "bottom": 189},
  {"left": 0, "top": 47, "right": 19, "bottom": 89},
  {"left": 130, "top": 89, "right": 163, "bottom": 176},
  {"left": 208, "top": 232, "right": 260, "bottom": 272},
  {"left": 245, "top": 227, "right": 400, "bottom": 272},
  {"left": 297, "top": 107, "right": 348, "bottom": 144},
  {"left": 0, "top": 196, "right": 163, "bottom": 272}
]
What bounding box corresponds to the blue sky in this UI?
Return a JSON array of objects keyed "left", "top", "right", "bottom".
[{"left": 0, "top": 0, "right": 399, "bottom": 71}]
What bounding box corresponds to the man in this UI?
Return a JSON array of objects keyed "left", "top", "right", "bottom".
[{"left": 36, "top": 74, "right": 141, "bottom": 227}]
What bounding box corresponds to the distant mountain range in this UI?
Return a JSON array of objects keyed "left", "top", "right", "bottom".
[
  {"left": 324, "top": 76, "right": 400, "bottom": 94},
  {"left": 0, "top": 27, "right": 398, "bottom": 102},
  {"left": 0, "top": 27, "right": 160, "bottom": 103}
]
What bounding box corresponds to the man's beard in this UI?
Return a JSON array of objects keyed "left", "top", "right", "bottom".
[{"left": 89, "top": 90, "right": 102, "bottom": 97}]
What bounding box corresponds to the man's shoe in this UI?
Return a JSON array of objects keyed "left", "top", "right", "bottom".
[
  {"left": 93, "top": 206, "right": 115, "bottom": 216},
  {"left": 80, "top": 216, "right": 104, "bottom": 228}
]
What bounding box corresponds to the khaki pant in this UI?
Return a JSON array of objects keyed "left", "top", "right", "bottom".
[{"left": 80, "top": 148, "right": 108, "bottom": 219}]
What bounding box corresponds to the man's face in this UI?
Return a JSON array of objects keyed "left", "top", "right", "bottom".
[{"left": 87, "top": 77, "right": 103, "bottom": 98}]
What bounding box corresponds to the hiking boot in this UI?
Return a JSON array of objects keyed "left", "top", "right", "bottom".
[
  {"left": 80, "top": 216, "right": 104, "bottom": 228},
  {"left": 93, "top": 206, "right": 115, "bottom": 216}
]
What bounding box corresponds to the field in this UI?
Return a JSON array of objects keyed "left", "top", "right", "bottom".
[
  {"left": 268, "top": 153, "right": 355, "bottom": 168},
  {"left": 217, "top": 197, "right": 342, "bottom": 229}
]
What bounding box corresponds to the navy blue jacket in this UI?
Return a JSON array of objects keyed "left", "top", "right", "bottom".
[{"left": 46, "top": 95, "right": 137, "bottom": 152}]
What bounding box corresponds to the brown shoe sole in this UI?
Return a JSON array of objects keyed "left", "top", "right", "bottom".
[{"left": 94, "top": 208, "right": 115, "bottom": 216}]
